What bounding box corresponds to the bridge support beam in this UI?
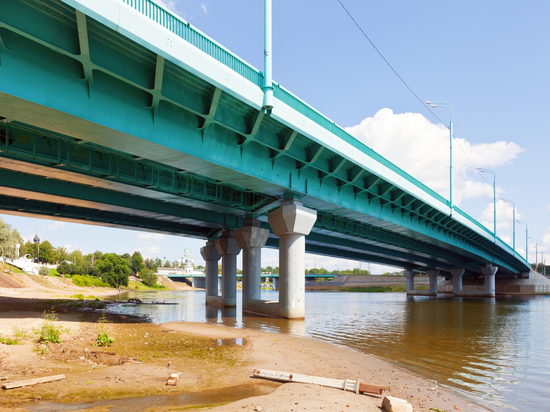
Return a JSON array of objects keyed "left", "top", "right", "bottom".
[
  {"left": 427, "top": 269, "right": 440, "bottom": 296},
  {"left": 404, "top": 271, "right": 416, "bottom": 294},
  {"left": 449, "top": 268, "right": 465, "bottom": 295},
  {"left": 234, "top": 218, "right": 269, "bottom": 312},
  {"left": 213, "top": 231, "right": 241, "bottom": 307},
  {"left": 200, "top": 241, "right": 221, "bottom": 305},
  {"left": 481, "top": 265, "right": 498, "bottom": 297}
]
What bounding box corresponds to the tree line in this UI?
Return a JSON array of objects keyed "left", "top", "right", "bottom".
[{"left": 261, "top": 266, "right": 371, "bottom": 275}]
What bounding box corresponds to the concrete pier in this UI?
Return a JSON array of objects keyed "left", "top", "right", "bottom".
[
  {"left": 268, "top": 199, "right": 317, "bottom": 319},
  {"left": 200, "top": 241, "right": 221, "bottom": 305},
  {"left": 213, "top": 231, "right": 241, "bottom": 307},
  {"left": 481, "top": 265, "right": 498, "bottom": 297},
  {"left": 234, "top": 218, "right": 269, "bottom": 312},
  {"left": 427, "top": 269, "right": 440, "bottom": 296},
  {"left": 450, "top": 268, "right": 465, "bottom": 295},
  {"left": 404, "top": 271, "right": 415, "bottom": 294}
]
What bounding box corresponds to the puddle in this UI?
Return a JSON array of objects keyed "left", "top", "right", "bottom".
[
  {"left": 217, "top": 337, "right": 245, "bottom": 346},
  {"left": 25, "top": 382, "right": 279, "bottom": 412}
]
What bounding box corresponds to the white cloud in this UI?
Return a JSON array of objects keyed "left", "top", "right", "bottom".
[
  {"left": 47, "top": 222, "right": 66, "bottom": 231},
  {"left": 138, "top": 245, "right": 161, "bottom": 258},
  {"left": 63, "top": 244, "right": 82, "bottom": 252},
  {"left": 479, "top": 201, "right": 522, "bottom": 232},
  {"left": 345, "top": 109, "right": 524, "bottom": 205},
  {"left": 138, "top": 233, "right": 165, "bottom": 240},
  {"left": 201, "top": 4, "right": 208, "bottom": 14}
]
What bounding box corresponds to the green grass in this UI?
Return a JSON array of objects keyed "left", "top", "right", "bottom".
[
  {"left": 3, "top": 263, "right": 24, "bottom": 274},
  {"left": 128, "top": 280, "right": 166, "bottom": 290},
  {"left": 49, "top": 269, "right": 61, "bottom": 277},
  {"left": 72, "top": 275, "right": 110, "bottom": 288}
]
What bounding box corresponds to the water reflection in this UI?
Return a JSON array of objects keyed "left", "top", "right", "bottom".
[{"left": 108, "top": 290, "right": 550, "bottom": 411}]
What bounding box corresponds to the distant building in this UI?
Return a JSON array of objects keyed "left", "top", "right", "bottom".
[{"left": 157, "top": 248, "right": 204, "bottom": 276}]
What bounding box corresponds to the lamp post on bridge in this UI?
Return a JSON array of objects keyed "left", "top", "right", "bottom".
[
  {"left": 425, "top": 101, "right": 453, "bottom": 215},
  {"left": 529, "top": 237, "right": 538, "bottom": 271},
  {"left": 477, "top": 168, "right": 496, "bottom": 239},
  {"left": 516, "top": 220, "right": 528, "bottom": 262},
  {"left": 500, "top": 198, "right": 515, "bottom": 254}
]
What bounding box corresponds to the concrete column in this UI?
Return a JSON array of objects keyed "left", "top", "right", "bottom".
[
  {"left": 449, "top": 268, "right": 465, "bottom": 294},
  {"left": 403, "top": 271, "right": 415, "bottom": 294},
  {"left": 200, "top": 241, "right": 221, "bottom": 301},
  {"left": 268, "top": 199, "right": 317, "bottom": 319},
  {"left": 426, "top": 269, "right": 440, "bottom": 296},
  {"left": 234, "top": 218, "right": 269, "bottom": 311},
  {"left": 214, "top": 231, "right": 241, "bottom": 307},
  {"left": 481, "top": 264, "right": 498, "bottom": 297}
]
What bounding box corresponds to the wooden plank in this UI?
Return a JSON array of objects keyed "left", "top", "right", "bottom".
[
  {"left": 358, "top": 380, "right": 389, "bottom": 395},
  {"left": 1, "top": 374, "right": 65, "bottom": 390}
]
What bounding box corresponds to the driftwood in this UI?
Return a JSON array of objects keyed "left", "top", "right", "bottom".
[
  {"left": 2, "top": 374, "right": 66, "bottom": 390},
  {"left": 253, "top": 369, "right": 388, "bottom": 395}
]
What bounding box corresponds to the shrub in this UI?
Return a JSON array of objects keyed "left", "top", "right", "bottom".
[
  {"left": 38, "top": 267, "right": 50, "bottom": 276},
  {"left": 95, "top": 313, "right": 114, "bottom": 347},
  {"left": 139, "top": 268, "right": 158, "bottom": 287},
  {"left": 32, "top": 308, "right": 69, "bottom": 344},
  {"left": 12, "top": 326, "right": 28, "bottom": 339}
]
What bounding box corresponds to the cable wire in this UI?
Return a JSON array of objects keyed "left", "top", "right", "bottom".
[{"left": 335, "top": 0, "right": 493, "bottom": 189}]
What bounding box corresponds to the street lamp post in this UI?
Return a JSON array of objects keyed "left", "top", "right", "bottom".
[
  {"left": 500, "top": 198, "right": 515, "bottom": 253},
  {"left": 516, "top": 220, "right": 528, "bottom": 262},
  {"left": 478, "top": 168, "right": 496, "bottom": 238},
  {"left": 425, "top": 101, "right": 453, "bottom": 214},
  {"left": 529, "top": 237, "right": 538, "bottom": 271}
]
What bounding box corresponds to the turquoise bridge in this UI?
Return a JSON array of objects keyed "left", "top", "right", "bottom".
[{"left": 0, "top": 0, "right": 530, "bottom": 317}]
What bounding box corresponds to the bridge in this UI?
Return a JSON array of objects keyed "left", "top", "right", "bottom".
[{"left": 0, "top": 0, "right": 530, "bottom": 318}]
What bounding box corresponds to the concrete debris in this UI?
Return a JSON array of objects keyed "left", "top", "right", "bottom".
[
  {"left": 166, "top": 372, "right": 182, "bottom": 386},
  {"left": 381, "top": 395, "right": 413, "bottom": 412}
]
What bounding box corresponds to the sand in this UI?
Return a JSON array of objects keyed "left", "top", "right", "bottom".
[{"left": 0, "top": 270, "right": 490, "bottom": 412}]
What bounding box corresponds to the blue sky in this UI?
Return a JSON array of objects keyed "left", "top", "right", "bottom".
[{"left": 3, "top": 0, "right": 550, "bottom": 272}]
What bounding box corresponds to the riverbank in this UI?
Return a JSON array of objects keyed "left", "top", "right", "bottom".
[{"left": 0, "top": 275, "right": 488, "bottom": 411}]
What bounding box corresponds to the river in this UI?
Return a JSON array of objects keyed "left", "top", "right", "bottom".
[{"left": 108, "top": 290, "right": 550, "bottom": 411}]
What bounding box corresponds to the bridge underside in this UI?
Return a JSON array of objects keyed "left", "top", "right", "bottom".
[{"left": 0, "top": 0, "right": 530, "bottom": 277}]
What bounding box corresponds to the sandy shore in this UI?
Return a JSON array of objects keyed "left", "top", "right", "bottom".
[{"left": 0, "top": 271, "right": 489, "bottom": 412}]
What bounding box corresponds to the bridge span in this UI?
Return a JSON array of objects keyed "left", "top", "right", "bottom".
[{"left": 0, "top": 0, "right": 530, "bottom": 318}]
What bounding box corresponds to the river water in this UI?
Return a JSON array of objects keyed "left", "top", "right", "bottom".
[{"left": 109, "top": 290, "right": 550, "bottom": 411}]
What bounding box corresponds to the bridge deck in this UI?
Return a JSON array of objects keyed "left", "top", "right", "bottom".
[{"left": 0, "top": 0, "right": 530, "bottom": 277}]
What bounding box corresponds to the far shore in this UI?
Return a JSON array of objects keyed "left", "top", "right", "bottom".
[{"left": 0, "top": 269, "right": 489, "bottom": 412}]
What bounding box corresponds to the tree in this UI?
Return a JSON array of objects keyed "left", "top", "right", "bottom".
[
  {"left": 130, "top": 251, "right": 145, "bottom": 275},
  {"left": 57, "top": 261, "right": 71, "bottom": 275},
  {"left": 95, "top": 253, "right": 131, "bottom": 289},
  {"left": 140, "top": 268, "right": 158, "bottom": 287},
  {"left": 56, "top": 246, "right": 69, "bottom": 263},
  {"left": 163, "top": 260, "right": 172, "bottom": 268},
  {"left": 0, "top": 218, "right": 23, "bottom": 260},
  {"left": 38, "top": 240, "right": 56, "bottom": 264},
  {"left": 68, "top": 250, "right": 84, "bottom": 266}
]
